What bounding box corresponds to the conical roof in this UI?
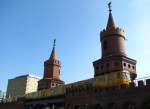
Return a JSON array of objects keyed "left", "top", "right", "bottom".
[
  {"left": 106, "top": 12, "right": 116, "bottom": 31},
  {"left": 49, "top": 39, "right": 56, "bottom": 60},
  {"left": 50, "top": 47, "right": 56, "bottom": 60}
]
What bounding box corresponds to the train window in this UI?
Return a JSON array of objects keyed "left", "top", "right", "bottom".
[
  {"left": 108, "top": 74, "right": 115, "bottom": 81},
  {"left": 126, "top": 72, "right": 131, "bottom": 80},
  {"left": 122, "top": 72, "right": 126, "bottom": 78},
  {"left": 122, "top": 72, "right": 131, "bottom": 80},
  {"left": 109, "top": 76, "right": 114, "bottom": 81}
]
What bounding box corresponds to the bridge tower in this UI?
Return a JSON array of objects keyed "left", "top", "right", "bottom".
[
  {"left": 93, "top": 2, "right": 137, "bottom": 80},
  {"left": 38, "top": 40, "right": 64, "bottom": 90}
]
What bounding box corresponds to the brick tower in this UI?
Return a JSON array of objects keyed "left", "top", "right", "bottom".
[
  {"left": 93, "top": 2, "right": 137, "bottom": 80},
  {"left": 38, "top": 40, "right": 64, "bottom": 90}
]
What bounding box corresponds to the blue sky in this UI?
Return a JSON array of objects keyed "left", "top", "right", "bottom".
[{"left": 0, "top": 0, "right": 150, "bottom": 92}]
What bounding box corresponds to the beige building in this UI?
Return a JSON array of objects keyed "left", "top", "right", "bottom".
[{"left": 6, "top": 74, "right": 40, "bottom": 99}]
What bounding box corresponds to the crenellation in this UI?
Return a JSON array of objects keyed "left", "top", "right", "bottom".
[
  {"left": 100, "top": 27, "right": 125, "bottom": 41},
  {"left": 138, "top": 80, "right": 145, "bottom": 87},
  {"left": 146, "top": 79, "right": 150, "bottom": 86}
]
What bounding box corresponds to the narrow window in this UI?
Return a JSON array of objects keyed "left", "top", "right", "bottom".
[
  {"left": 123, "top": 63, "right": 126, "bottom": 67},
  {"left": 103, "top": 40, "right": 107, "bottom": 50},
  {"left": 128, "top": 64, "right": 131, "bottom": 68},
  {"left": 132, "top": 66, "right": 135, "bottom": 69}
]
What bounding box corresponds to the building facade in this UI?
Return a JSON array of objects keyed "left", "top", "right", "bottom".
[{"left": 6, "top": 74, "right": 40, "bottom": 99}]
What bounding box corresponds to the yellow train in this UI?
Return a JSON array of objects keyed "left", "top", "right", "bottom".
[{"left": 94, "top": 70, "right": 131, "bottom": 88}]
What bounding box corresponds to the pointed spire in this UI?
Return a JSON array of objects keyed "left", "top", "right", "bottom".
[
  {"left": 50, "top": 39, "right": 56, "bottom": 60},
  {"left": 106, "top": 2, "right": 116, "bottom": 31}
]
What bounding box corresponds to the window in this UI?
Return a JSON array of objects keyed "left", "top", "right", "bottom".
[
  {"left": 122, "top": 72, "right": 126, "bottom": 79},
  {"left": 128, "top": 64, "right": 131, "bottom": 68},
  {"left": 103, "top": 40, "right": 107, "bottom": 50},
  {"left": 123, "top": 63, "right": 126, "bottom": 67},
  {"left": 59, "top": 69, "right": 60, "bottom": 75},
  {"left": 132, "top": 66, "right": 135, "bottom": 69},
  {"left": 126, "top": 73, "right": 131, "bottom": 80},
  {"left": 108, "top": 74, "right": 115, "bottom": 81},
  {"left": 122, "top": 72, "right": 131, "bottom": 80}
]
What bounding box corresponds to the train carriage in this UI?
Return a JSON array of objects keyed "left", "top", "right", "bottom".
[{"left": 94, "top": 70, "right": 131, "bottom": 88}]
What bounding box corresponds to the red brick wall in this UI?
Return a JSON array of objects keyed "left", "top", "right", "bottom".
[{"left": 0, "top": 102, "right": 24, "bottom": 109}]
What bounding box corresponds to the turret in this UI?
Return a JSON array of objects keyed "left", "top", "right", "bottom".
[
  {"left": 38, "top": 40, "right": 64, "bottom": 90},
  {"left": 43, "top": 39, "right": 61, "bottom": 80},
  {"left": 93, "top": 2, "right": 137, "bottom": 81},
  {"left": 100, "top": 3, "right": 126, "bottom": 58}
]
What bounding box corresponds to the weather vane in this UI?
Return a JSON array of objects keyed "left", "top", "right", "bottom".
[
  {"left": 53, "top": 39, "right": 56, "bottom": 48},
  {"left": 108, "top": 1, "right": 112, "bottom": 13}
]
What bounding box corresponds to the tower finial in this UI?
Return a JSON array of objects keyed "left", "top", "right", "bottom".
[
  {"left": 53, "top": 39, "right": 56, "bottom": 48},
  {"left": 50, "top": 39, "right": 56, "bottom": 60},
  {"left": 106, "top": 1, "right": 116, "bottom": 30},
  {"left": 108, "top": 1, "right": 112, "bottom": 13}
]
